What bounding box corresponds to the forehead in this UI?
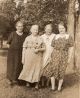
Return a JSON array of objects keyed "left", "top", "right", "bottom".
[
  {"left": 58, "top": 24, "right": 65, "bottom": 28},
  {"left": 16, "top": 22, "right": 23, "bottom": 26},
  {"left": 45, "top": 24, "right": 52, "bottom": 29},
  {"left": 31, "top": 25, "right": 38, "bottom": 29}
]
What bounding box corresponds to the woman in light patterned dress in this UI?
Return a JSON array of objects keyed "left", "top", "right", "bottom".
[
  {"left": 18, "top": 25, "right": 45, "bottom": 89},
  {"left": 42, "top": 22, "right": 74, "bottom": 91},
  {"left": 41, "top": 24, "right": 55, "bottom": 87}
]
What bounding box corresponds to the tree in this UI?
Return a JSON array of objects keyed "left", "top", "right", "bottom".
[
  {"left": 20, "top": 0, "right": 69, "bottom": 33},
  {"left": 0, "top": 0, "right": 69, "bottom": 36},
  {"left": 0, "top": 0, "right": 24, "bottom": 38},
  {"left": 75, "top": 0, "right": 80, "bottom": 72},
  {"left": 67, "top": 0, "right": 76, "bottom": 72}
]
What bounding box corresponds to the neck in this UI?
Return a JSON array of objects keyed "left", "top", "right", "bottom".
[
  {"left": 32, "top": 34, "right": 38, "bottom": 37},
  {"left": 60, "top": 33, "right": 65, "bottom": 35},
  {"left": 46, "top": 33, "right": 52, "bottom": 36}
]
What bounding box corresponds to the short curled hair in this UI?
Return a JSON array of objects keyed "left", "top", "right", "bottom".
[
  {"left": 58, "top": 21, "right": 67, "bottom": 31},
  {"left": 15, "top": 21, "right": 24, "bottom": 27}
]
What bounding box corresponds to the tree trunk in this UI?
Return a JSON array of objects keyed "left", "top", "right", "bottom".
[
  {"left": 75, "top": 15, "right": 80, "bottom": 72},
  {"left": 67, "top": 0, "right": 75, "bottom": 72}
]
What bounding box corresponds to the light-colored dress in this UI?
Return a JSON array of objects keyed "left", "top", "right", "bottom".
[
  {"left": 18, "top": 35, "right": 45, "bottom": 83},
  {"left": 41, "top": 34, "right": 55, "bottom": 68},
  {"left": 42, "top": 34, "right": 74, "bottom": 79}
]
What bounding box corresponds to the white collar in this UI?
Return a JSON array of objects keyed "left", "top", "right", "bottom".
[{"left": 16, "top": 31, "right": 23, "bottom": 36}]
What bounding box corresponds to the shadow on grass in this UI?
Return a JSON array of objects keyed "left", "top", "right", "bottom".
[{"left": 64, "top": 73, "right": 79, "bottom": 89}]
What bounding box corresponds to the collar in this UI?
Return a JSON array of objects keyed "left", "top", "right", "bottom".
[{"left": 16, "top": 31, "right": 23, "bottom": 36}]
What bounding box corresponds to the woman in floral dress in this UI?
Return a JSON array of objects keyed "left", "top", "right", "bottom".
[
  {"left": 18, "top": 25, "right": 45, "bottom": 89},
  {"left": 42, "top": 22, "right": 74, "bottom": 91}
]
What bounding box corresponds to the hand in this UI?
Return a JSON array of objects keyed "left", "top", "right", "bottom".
[
  {"left": 7, "top": 44, "right": 10, "bottom": 48},
  {"left": 34, "top": 49, "right": 39, "bottom": 54}
]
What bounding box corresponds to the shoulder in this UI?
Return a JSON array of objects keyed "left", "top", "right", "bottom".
[
  {"left": 38, "top": 36, "right": 44, "bottom": 43},
  {"left": 9, "top": 32, "right": 16, "bottom": 37},
  {"left": 41, "top": 34, "right": 46, "bottom": 38},
  {"left": 23, "top": 32, "right": 27, "bottom": 37},
  {"left": 54, "top": 34, "right": 60, "bottom": 39},
  {"left": 51, "top": 33, "right": 56, "bottom": 37},
  {"left": 24, "top": 35, "right": 31, "bottom": 41}
]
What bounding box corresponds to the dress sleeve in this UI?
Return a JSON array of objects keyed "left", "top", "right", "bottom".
[
  {"left": 23, "top": 37, "right": 28, "bottom": 48},
  {"left": 67, "top": 35, "right": 74, "bottom": 47},
  {"left": 7, "top": 32, "right": 14, "bottom": 44},
  {"left": 22, "top": 37, "right": 28, "bottom": 64}
]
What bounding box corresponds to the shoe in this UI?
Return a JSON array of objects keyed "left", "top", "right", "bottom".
[
  {"left": 35, "top": 85, "right": 39, "bottom": 90},
  {"left": 50, "top": 88, "right": 56, "bottom": 92},
  {"left": 58, "top": 88, "right": 62, "bottom": 92},
  {"left": 10, "top": 80, "right": 18, "bottom": 86}
]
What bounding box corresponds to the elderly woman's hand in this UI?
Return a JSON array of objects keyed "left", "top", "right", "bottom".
[
  {"left": 7, "top": 44, "right": 10, "bottom": 48},
  {"left": 34, "top": 49, "right": 39, "bottom": 54}
]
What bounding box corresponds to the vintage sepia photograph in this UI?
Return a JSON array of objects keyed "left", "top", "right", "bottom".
[{"left": 0, "top": 0, "right": 80, "bottom": 98}]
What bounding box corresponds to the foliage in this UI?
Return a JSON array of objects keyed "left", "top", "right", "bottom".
[
  {"left": 20, "top": 0, "right": 69, "bottom": 33},
  {"left": 0, "top": 0, "right": 69, "bottom": 37}
]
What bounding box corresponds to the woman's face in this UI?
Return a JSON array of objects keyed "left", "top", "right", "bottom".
[
  {"left": 45, "top": 25, "right": 52, "bottom": 35},
  {"left": 31, "top": 25, "right": 39, "bottom": 36},
  {"left": 16, "top": 22, "right": 23, "bottom": 33},
  {"left": 58, "top": 24, "right": 66, "bottom": 34}
]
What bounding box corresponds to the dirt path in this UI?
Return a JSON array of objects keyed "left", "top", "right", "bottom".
[{"left": 0, "top": 49, "right": 79, "bottom": 98}]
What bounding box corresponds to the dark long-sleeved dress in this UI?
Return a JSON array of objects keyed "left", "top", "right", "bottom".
[
  {"left": 7, "top": 32, "right": 26, "bottom": 81},
  {"left": 42, "top": 34, "right": 74, "bottom": 79}
]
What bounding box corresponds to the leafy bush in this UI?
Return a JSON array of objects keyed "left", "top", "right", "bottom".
[{"left": 0, "top": 0, "right": 69, "bottom": 38}]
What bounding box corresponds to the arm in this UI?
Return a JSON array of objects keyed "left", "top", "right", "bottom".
[
  {"left": 22, "top": 47, "right": 26, "bottom": 64},
  {"left": 7, "top": 32, "right": 14, "bottom": 45},
  {"left": 22, "top": 38, "right": 27, "bottom": 64},
  {"left": 67, "top": 35, "right": 74, "bottom": 47},
  {"left": 7, "top": 32, "right": 14, "bottom": 48}
]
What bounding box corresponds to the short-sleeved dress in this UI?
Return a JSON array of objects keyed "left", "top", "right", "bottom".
[
  {"left": 18, "top": 35, "right": 45, "bottom": 83},
  {"left": 41, "top": 34, "right": 55, "bottom": 69},
  {"left": 7, "top": 32, "right": 27, "bottom": 81},
  {"left": 42, "top": 34, "right": 74, "bottom": 79}
]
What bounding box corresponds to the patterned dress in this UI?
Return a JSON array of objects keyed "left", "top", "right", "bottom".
[
  {"left": 18, "top": 35, "right": 45, "bottom": 83},
  {"left": 42, "top": 34, "right": 74, "bottom": 79},
  {"left": 7, "top": 32, "right": 27, "bottom": 81}
]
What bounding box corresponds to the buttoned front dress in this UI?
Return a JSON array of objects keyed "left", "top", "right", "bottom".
[{"left": 18, "top": 35, "right": 45, "bottom": 83}]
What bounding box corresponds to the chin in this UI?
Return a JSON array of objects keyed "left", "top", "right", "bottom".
[
  {"left": 47, "top": 33, "right": 51, "bottom": 35},
  {"left": 60, "top": 32, "right": 65, "bottom": 34}
]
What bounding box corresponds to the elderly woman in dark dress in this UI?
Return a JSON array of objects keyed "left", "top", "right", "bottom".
[
  {"left": 7, "top": 21, "right": 27, "bottom": 85},
  {"left": 42, "top": 22, "right": 74, "bottom": 91}
]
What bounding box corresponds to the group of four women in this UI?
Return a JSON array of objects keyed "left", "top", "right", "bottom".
[{"left": 7, "top": 21, "right": 74, "bottom": 91}]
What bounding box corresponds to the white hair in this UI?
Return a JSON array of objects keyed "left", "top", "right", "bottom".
[{"left": 30, "top": 25, "right": 39, "bottom": 33}]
